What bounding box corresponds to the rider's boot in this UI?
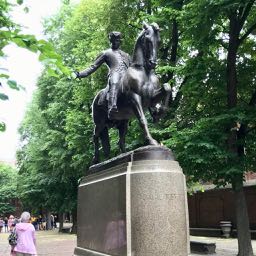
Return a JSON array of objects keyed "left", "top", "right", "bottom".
[{"left": 108, "top": 85, "right": 118, "bottom": 119}]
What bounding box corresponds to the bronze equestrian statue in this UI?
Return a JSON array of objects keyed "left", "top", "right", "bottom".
[{"left": 77, "top": 22, "right": 171, "bottom": 164}]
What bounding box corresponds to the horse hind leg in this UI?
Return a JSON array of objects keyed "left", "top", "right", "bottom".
[
  {"left": 117, "top": 120, "right": 128, "bottom": 153},
  {"left": 99, "top": 127, "right": 110, "bottom": 158},
  {"left": 92, "top": 132, "right": 100, "bottom": 164},
  {"left": 92, "top": 124, "right": 109, "bottom": 164}
]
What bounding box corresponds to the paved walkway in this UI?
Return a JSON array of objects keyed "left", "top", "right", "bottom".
[
  {"left": 1, "top": 230, "right": 256, "bottom": 255},
  {"left": 190, "top": 236, "right": 256, "bottom": 256},
  {"left": 0, "top": 230, "right": 76, "bottom": 256}
]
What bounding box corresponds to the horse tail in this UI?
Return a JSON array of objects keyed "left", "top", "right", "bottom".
[
  {"left": 92, "top": 89, "right": 106, "bottom": 109},
  {"left": 100, "top": 127, "right": 110, "bottom": 157},
  {"left": 92, "top": 88, "right": 108, "bottom": 121}
]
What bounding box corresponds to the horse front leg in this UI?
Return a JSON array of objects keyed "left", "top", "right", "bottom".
[
  {"left": 131, "top": 93, "right": 158, "bottom": 146},
  {"left": 152, "top": 83, "right": 172, "bottom": 108},
  {"left": 150, "top": 83, "right": 172, "bottom": 122},
  {"left": 162, "top": 83, "right": 172, "bottom": 109}
]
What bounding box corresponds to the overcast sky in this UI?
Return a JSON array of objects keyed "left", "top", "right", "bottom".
[{"left": 0, "top": 0, "right": 62, "bottom": 163}]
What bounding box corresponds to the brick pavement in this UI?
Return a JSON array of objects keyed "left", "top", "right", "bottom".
[
  {"left": 0, "top": 230, "right": 76, "bottom": 256},
  {"left": 1, "top": 230, "right": 256, "bottom": 255}
]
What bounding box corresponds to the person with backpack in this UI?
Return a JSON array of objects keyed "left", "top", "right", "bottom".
[
  {"left": 12, "top": 211, "right": 37, "bottom": 256},
  {"left": 8, "top": 215, "right": 15, "bottom": 232}
]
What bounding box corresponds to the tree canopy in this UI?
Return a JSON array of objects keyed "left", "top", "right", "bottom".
[
  {"left": 0, "top": 162, "right": 18, "bottom": 215},
  {"left": 0, "top": 0, "right": 70, "bottom": 131}
]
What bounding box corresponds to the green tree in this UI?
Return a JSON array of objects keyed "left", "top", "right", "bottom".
[
  {"left": 17, "top": 74, "right": 81, "bottom": 232},
  {"left": 0, "top": 163, "right": 18, "bottom": 215},
  {"left": 154, "top": 1, "right": 256, "bottom": 255},
  {"left": 17, "top": 0, "right": 143, "bottom": 229},
  {"left": 0, "top": 0, "right": 70, "bottom": 131},
  {"left": 16, "top": 1, "right": 256, "bottom": 254},
  {"left": 17, "top": 2, "right": 256, "bottom": 253},
  {"left": 16, "top": 0, "right": 174, "bottom": 212}
]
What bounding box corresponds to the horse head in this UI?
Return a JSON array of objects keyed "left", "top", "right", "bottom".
[{"left": 132, "top": 22, "right": 160, "bottom": 71}]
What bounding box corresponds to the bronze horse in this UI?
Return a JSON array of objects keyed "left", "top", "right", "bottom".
[{"left": 92, "top": 22, "right": 171, "bottom": 164}]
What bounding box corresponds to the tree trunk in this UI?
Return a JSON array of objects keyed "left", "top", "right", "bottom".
[
  {"left": 162, "top": 18, "right": 179, "bottom": 85},
  {"left": 227, "top": 13, "right": 254, "bottom": 256},
  {"left": 232, "top": 178, "right": 254, "bottom": 256},
  {"left": 46, "top": 211, "right": 52, "bottom": 230},
  {"left": 146, "top": 0, "right": 151, "bottom": 14},
  {"left": 71, "top": 208, "right": 77, "bottom": 234},
  {"left": 227, "top": 14, "right": 239, "bottom": 109},
  {"left": 58, "top": 212, "right": 64, "bottom": 232},
  {"left": 162, "top": 18, "right": 179, "bottom": 109}
]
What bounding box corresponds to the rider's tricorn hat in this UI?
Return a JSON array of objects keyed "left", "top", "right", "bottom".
[{"left": 108, "top": 31, "right": 122, "bottom": 41}]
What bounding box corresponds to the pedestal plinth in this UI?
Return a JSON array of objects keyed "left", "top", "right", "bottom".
[{"left": 74, "top": 146, "right": 189, "bottom": 256}]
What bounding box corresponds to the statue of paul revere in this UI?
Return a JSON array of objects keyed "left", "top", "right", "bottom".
[
  {"left": 76, "top": 31, "right": 130, "bottom": 119},
  {"left": 76, "top": 23, "right": 171, "bottom": 164}
]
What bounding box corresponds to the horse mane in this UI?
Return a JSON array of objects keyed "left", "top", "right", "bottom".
[
  {"left": 131, "top": 23, "right": 160, "bottom": 68},
  {"left": 131, "top": 30, "right": 146, "bottom": 67},
  {"left": 151, "top": 22, "right": 159, "bottom": 32}
]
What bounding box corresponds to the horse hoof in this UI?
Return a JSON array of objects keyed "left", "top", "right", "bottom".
[
  {"left": 146, "top": 138, "right": 159, "bottom": 146},
  {"left": 163, "top": 83, "right": 172, "bottom": 92},
  {"left": 92, "top": 157, "right": 99, "bottom": 165}
]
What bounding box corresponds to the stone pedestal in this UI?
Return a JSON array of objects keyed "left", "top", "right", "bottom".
[{"left": 74, "top": 146, "right": 189, "bottom": 256}]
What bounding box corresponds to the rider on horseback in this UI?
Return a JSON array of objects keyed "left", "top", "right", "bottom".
[{"left": 76, "top": 32, "right": 130, "bottom": 118}]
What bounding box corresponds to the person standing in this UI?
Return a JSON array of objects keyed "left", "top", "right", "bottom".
[
  {"left": 38, "top": 215, "right": 43, "bottom": 230},
  {"left": 31, "top": 216, "right": 38, "bottom": 231},
  {"left": 76, "top": 31, "right": 130, "bottom": 118},
  {"left": 4, "top": 217, "right": 8, "bottom": 232},
  {"left": 8, "top": 215, "right": 15, "bottom": 232},
  {"left": 50, "top": 214, "right": 54, "bottom": 230},
  {"left": 13, "top": 211, "right": 37, "bottom": 256},
  {"left": 0, "top": 217, "right": 4, "bottom": 233}
]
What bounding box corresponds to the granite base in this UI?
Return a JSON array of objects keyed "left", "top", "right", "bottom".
[{"left": 74, "top": 146, "right": 190, "bottom": 256}]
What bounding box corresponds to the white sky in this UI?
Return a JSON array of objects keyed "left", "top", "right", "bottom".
[{"left": 0, "top": 0, "right": 62, "bottom": 163}]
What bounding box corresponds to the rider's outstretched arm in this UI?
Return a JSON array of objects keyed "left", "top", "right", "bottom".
[{"left": 78, "top": 52, "right": 106, "bottom": 78}]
